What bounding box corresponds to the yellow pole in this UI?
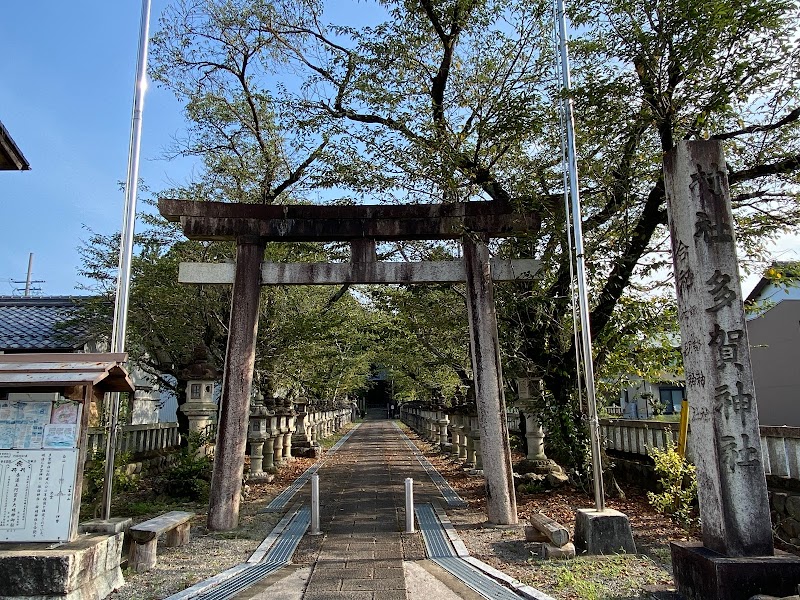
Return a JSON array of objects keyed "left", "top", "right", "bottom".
[{"left": 677, "top": 399, "right": 689, "bottom": 457}]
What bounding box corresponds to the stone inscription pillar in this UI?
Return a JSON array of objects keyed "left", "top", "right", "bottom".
[
  {"left": 664, "top": 140, "right": 772, "bottom": 557},
  {"left": 463, "top": 234, "right": 518, "bottom": 525},
  {"left": 207, "top": 236, "right": 265, "bottom": 531}
]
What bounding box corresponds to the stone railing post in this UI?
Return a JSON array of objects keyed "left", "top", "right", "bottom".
[
  {"left": 273, "top": 414, "right": 285, "bottom": 466},
  {"left": 450, "top": 413, "right": 462, "bottom": 460},
  {"left": 464, "top": 417, "right": 476, "bottom": 468},
  {"left": 438, "top": 415, "right": 450, "bottom": 453}
]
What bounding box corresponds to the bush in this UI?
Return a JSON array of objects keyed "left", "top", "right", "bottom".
[
  {"left": 160, "top": 432, "right": 213, "bottom": 501},
  {"left": 647, "top": 441, "right": 698, "bottom": 528},
  {"left": 83, "top": 450, "right": 136, "bottom": 504}
]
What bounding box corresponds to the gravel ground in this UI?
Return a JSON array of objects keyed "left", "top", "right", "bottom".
[{"left": 107, "top": 424, "right": 694, "bottom": 600}]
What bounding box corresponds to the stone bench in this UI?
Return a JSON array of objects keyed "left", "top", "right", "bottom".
[{"left": 128, "top": 510, "right": 194, "bottom": 572}]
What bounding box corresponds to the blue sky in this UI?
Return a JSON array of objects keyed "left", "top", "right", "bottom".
[
  {"left": 0, "top": 1, "right": 197, "bottom": 296},
  {"left": 0, "top": 1, "right": 795, "bottom": 297}
]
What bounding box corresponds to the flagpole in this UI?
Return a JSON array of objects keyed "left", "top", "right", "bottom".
[
  {"left": 101, "top": 0, "right": 152, "bottom": 521},
  {"left": 555, "top": 0, "right": 606, "bottom": 511}
]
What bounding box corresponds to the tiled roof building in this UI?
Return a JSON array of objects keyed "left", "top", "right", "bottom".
[{"left": 0, "top": 296, "right": 92, "bottom": 352}]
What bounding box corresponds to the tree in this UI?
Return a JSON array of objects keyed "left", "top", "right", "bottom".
[
  {"left": 78, "top": 203, "right": 379, "bottom": 431},
  {"left": 148, "top": 0, "right": 800, "bottom": 470}
]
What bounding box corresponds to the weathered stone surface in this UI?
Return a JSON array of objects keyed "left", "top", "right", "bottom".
[
  {"left": 208, "top": 237, "right": 265, "bottom": 531},
  {"left": 78, "top": 518, "right": 131, "bottom": 536},
  {"left": 785, "top": 495, "right": 800, "bottom": 520},
  {"left": 527, "top": 541, "right": 576, "bottom": 559},
  {"left": 515, "top": 459, "right": 561, "bottom": 476},
  {"left": 546, "top": 472, "right": 570, "bottom": 488},
  {"left": 529, "top": 513, "right": 569, "bottom": 547},
  {"left": 671, "top": 541, "right": 800, "bottom": 600},
  {"left": 158, "top": 198, "right": 538, "bottom": 242},
  {"left": 179, "top": 259, "right": 540, "bottom": 285},
  {"left": 544, "top": 542, "right": 576, "bottom": 559},
  {"left": 524, "top": 526, "right": 548, "bottom": 543},
  {"left": 772, "top": 492, "right": 787, "bottom": 515},
  {"left": 463, "top": 235, "right": 517, "bottom": 525},
  {"left": 0, "top": 533, "right": 123, "bottom": 598},
  {"left": 780, "top": 517, "right": 800, "bottom": 539},
  {"left": 664, "top": 140, "right": 773, "bottom": 557},
  {"left": 574, "top": 508, "right": 636, "bottom": 555}
]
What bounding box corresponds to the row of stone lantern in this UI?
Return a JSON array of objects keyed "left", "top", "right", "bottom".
[
  {"left": 176, "top": 357, "right": 355, "bottom": 482},
  {"left": 400, "top": 404, "right": 486, "bottom": 472},
  {"left": 247, "top": 396, "right": 353, "bottom": 482},
  {"left": 399, "top": 378, "right": 557, "bottom": 475}
]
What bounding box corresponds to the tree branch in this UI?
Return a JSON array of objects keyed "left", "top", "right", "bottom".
[
  {"left": 729, "top": 153, "right": 800, "bottom": 184},
  {"left": 712, "top": 107, "right": 800, "bottom": 140}
]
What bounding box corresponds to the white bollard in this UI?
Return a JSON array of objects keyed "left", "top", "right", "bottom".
[
  {"left": 405, "top": 477, "right": 415, "bottom": 533},
  {"left": 311, "top": 473, "right": 321, "bottom": 535}
]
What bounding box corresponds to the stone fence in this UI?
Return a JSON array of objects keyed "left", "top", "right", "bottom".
[
  {"left": 86, "top": 422, "right": 182, "bottom": 458},
  {"left": 602, "top": 418, "right": 800, "bottom": 545},
  {"left": 85, "top": 422, "right": 183, "bottom": 476},
  {"left": 600, "top": 418, "right": 800, "bottom": 479},
  {"left": 83, "top": 403, "right": 356, "bottom": 480}
]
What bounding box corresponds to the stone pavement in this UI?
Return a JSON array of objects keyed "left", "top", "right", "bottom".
[
  {"left": 302, "top": 415, "right": 440, "bottom": 599},
  {"left": 239, "top": 413, "right": 476, "bottom": 600}
]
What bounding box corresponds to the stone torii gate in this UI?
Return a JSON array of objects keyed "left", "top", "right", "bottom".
[{"left": 158, "top": 199, "right": 539, "bottom": 530}]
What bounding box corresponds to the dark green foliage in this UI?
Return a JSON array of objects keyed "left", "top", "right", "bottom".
[
  {"left": 160, "top": 450, "right": 213, "bottom": 502},
  {"left": 82, "top": 451, "right": 136, "bottom": 505},
  {"left": 160, "top": 434, "right": 214, "bottom": 502}
]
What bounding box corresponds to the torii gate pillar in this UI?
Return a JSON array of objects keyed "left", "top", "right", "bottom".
[
  {"left": 463, "top": 234, "right": 518, "bottom": 525},
  {"left": 208, "top": 235, "right": 265, "bottom": 530}
]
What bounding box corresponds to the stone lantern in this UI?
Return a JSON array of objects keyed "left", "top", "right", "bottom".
[
  {"left": 178, "top": 345, "right": 220, "bottom": 451},
  {"left": 515, "top": 377, "right": 561, "bottom": 476},
  {"left": 292, "top": 397, "right": 313, "bottom": 457},
  {"left": 248, "top": 391, "right": 275, "bottom": 482}
]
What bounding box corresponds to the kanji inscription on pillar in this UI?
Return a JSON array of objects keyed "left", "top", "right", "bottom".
[
  {"left": 664, "top": 140, "right": 773, "bottom": 557},
  {"left": 0, "top": 449, "right": 78, "bottom": 542}
]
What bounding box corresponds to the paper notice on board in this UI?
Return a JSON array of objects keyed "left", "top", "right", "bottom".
[
  {"left": 50, "top": 402, "right": 80, "bottom": 425},
  {"left": 0, "top": 448, "right": 78, "bottom": 542},
  {"left": 43, "top": 424, "right": 78, "bottom": 448},
  {"left": 0, "top": 401, "right": 52, "bottom": 449}
]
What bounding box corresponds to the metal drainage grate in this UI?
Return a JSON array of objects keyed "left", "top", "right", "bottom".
[
  {"left": 193, "top": 561, "right": 286, "bottom": 600},
  {"left": 433, "top": 557, "right": 526, "bottom": 600},
  {"left": 416, "top": 503, "right": 528, "bottom": 600},
  {"left": 262, "top": 423, "right": 362, "bottom": 512},
  {"left": 183, "top": 505, "right": 311, "bottom": 600},
  {"left": 395, "top": 422, "right": 468, "bottom": 508},
  {"left": 415, "top": 503, "right": 457, "bottom": 558}
]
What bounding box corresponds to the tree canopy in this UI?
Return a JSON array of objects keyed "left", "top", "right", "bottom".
[{"left": 82, "top": 0, "right": 800, "bottom": 462}]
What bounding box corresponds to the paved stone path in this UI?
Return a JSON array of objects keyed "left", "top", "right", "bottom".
[{"left": 301, "top": 415, "right": 442, "bottom": 599}]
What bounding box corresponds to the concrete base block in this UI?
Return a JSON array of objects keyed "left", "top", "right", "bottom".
[
  {"left": 671, "top": 541, "right": 800, "bottom": 600},
  {"left": 574, "top": 508, "right": 636, "bottom": 555},
  {"left": 0, "top": 533, "right": 124, "bottom": 600},
  {"left": 78, "top": 518, "right": 132, "bottom": 536}
]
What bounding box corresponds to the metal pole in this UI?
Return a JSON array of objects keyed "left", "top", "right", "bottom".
[
  {"left": 405, "top": 478, "right": 415, "bottom": 533},
  {"left": 101, "top": 0, "right": 152, "bottom": 521},
  {"left": 310, "top": 473, "right": 321, "bottom": 534},
  {"left": 555, "top": 0, "right": 605, "bottom": 511}
]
